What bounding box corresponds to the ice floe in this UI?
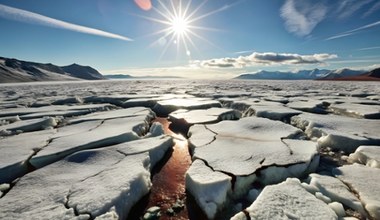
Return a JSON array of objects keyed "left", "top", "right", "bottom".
[
  {"left": 0, "top": 129, "right": 56, "bottom": 183},
  {"left": 334, "top": 164, "right": 380, "bottom": 219},
  {"left": 231, "top": 178, "right": 338, "bottom": 220},
  {"left": 348, "top": 145, "right": 380, "bottom": 168},
  {"left": 169, "top": 107, "right": 241, "bottom": 125},
  {"left": 308, "top": 173, "right": 366, "bottom": 217},
  {"left": 291, "top": 113, "right": 380, "bottom": 152},
  {"left": 0, "top": 117, "right": 57, "bottom": 136},
  {"left": 185, "top": 159, "right": 232, "bottom": 219}
]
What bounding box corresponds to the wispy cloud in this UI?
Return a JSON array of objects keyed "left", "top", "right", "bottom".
[
  {"left": 193, "top": 52, "right": 337, "bottom": 68},
  {"left": 357, "top": 46, "right": 380, "bottom": 51},
  {"left": 234, "top": 50, "right": 255, "bottom": 55},
  {"left": 363, "top": 1, "right": 380, "bottom": 17},
  {"left": 0, "top": 4, "right": 132, "bottom": 41},
  {"left": 280, "top": 0, "right": 327, "bottom": 37},
  {"left": 326, "top": 20, "right": 380, "bottom": 40},
  {"left": 337, "top": 0, "right": 374, "bottom": 19}
]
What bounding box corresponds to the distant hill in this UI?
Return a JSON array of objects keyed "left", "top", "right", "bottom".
[
  {"left": 318, "top": 68, "right": 380, "bottom": 81},
  {"left": 0, "top": 56, "right": 105, "bottom": 83},
  {"left": 61, "top": 64, "right": 104, "bottom": 80},
  {"left": 235, "top": 69, "right": 330, "bottom": 80}
]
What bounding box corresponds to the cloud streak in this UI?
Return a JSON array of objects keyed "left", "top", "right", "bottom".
[
  {"left": 0, "top": 4, "right": 132, "bottom": 41},
  {"left": 326, "top": 20, "right": 380, "bottom": 40},
  {"left": 337, "top": 0, "right": 374, "bottom": 19},
  {"left": 280, "top": 0, "right": 327, "bottom": 37},
  {"left": 193, "top": 52, "right": 338, "bottom": 68}
]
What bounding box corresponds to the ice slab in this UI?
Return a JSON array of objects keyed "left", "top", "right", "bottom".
[
  {"left": 334, "top": 164, "right": 380, "bottom": 219},
  {"left": 245, "top": 104, "right": 301, "bottom": 121},
  {"left": 169, "top": 107, "right": 241, "bottom": 124},
  {"left": 68, "top": 107, "right": 154, "bottom": 124},
  {"left": 0, "top": 117, "right": 56, "bottom": 136},
  {"left": 185, "top": 159, "right": 232, "bottom": 219},
  {"left": 0, "top": 129, "right": 56, "bottom": 183},
  {"left": 0, "top": 104, "right": 113, "bottom": 118},
  {"left": 231, "top": 178, "right": 338, "bottom": 220},
  {"left": 31, "top": 111, "right": 157, "bottom": 168},
  {"left": 152, "top": 98, "right": 221, "bottom": 116},
  {"left": 0, "top": 136, "right": 173, "bottom": 219},
  {"left": 291, "top": 113, "right": 380, "bottom": 152},
  {"left": 308, "top": 173, "right": 366, "bottom": 217},
  {"left": 263, "top": 96, "right": 289, "bottom": 104},
  {"left": 287, "top": 100, "right": 329, "bottom": 114},
  {"left": 123, "top": 98, "right": 158, "bottom": 108},
  {"left": 348, "top": 145, "right": 380, "bottom": 168},
  {"left": 189, "top": 117, "right": 303, "bottom": 145},
  {"left": 329, "top": 103, "right": 380, "bottom": 119}
]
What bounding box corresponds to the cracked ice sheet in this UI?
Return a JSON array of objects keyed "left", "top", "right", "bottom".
[
  {"left": 0, "top": 136, "right": 173, "bottom": 219},
  {"left": 0, "top": 129, "right": 56, "bottom": 183},
  {"left": 31, "top": 112, "right": 155, "bottom": 168},
  {"left": 333, "top": 164, "right": 380, "bottom": 219},
  {"left": 187, "top": 117, "right": 318, "bottom": 218},
  {"left": 308, "top": 173, "right": 366, "bottom": 217},
  {"left": 348, "top": 145, "right": 380, "bottom": 168},
  {"left": 231, "top": 178, "right": 338, "bottom": 220},
  {"left": 169, "top": 107, "right": 241, "bottom": 124},
  {"left": 291, "top": 113, "right": 380, "bottom": 152},
  {"left": 193, "top": 137, "right": 317, "bottom": 177},
  {"left": 68, "top": 107, "right": 154, "bottom": 124}
]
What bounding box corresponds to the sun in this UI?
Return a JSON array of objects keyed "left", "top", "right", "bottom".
[
  {"left": 170, "top": 16, "right": 189, "bottom": 36},
  {"left": 137, "top": 0, "right": 230, "bottom": 59}
]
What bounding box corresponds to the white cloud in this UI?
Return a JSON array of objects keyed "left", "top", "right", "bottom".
[
  {"left": 193, "top": 52, "right": 338, "bottom": 68},
  {"left": 280, "top": 0, "right": 327, "bottom": 37},
  {"left": 0, "top": 4, "right": 132, "bottom": 41}
]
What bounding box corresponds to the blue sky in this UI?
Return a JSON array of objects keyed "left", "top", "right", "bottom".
[{"left": 0, "top": 0, "right": 380, "bottom": 78}]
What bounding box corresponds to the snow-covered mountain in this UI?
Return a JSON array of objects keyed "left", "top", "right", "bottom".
[
  {"left": 235, "top": 69, "right": 330, "bottom": 80},
  {"left": 318, "top": 68, "right": 365, "bottom": 80},
  {"left": 319, "top": 68, "right": 380, "bottom": 81},
  {"left": 0, "top": 57, "right": 105, "bottom": 83}
]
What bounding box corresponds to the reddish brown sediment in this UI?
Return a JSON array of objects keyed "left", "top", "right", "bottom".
[{"left": 144, "top": 117, "right": 192, "bottom": 219}]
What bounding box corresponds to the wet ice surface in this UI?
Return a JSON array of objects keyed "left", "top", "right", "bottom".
[{"left": 0, "top": 79, "right": 379, "bottom": 219}]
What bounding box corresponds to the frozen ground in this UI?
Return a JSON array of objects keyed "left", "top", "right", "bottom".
[{"left": 0, "top": 79, "right": 379, "bottom": 219}]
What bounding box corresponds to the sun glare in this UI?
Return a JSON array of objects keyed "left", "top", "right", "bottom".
[{"left": 171, "top": 16, "right": 189, "bottom": 36}]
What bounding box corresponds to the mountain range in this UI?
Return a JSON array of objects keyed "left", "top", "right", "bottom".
[
  {"left": 234, "top": 68, "right": 372, "bottom": 80},
  {"left": 105, "top": 74, "right": 182, "bottom": 79},
  {"left": 0, "top": 56, "right": 105, "bottom": 83}
]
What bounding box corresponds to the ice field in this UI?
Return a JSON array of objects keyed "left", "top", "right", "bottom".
[{"left": 0, "top": 79, "right": 379, "bottom": 219}]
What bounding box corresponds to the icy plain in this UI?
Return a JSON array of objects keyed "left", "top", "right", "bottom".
[{"left": 0, "top": 79, "right": 379, "bottom": 219}]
